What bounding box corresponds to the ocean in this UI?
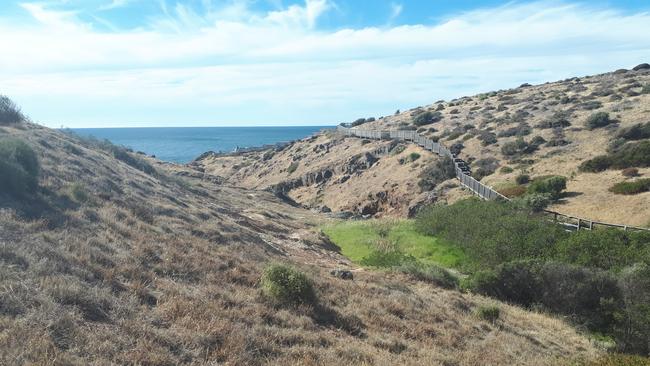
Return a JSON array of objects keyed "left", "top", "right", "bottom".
[{"left": 72, "top": 126, "right": 333, "bottom": 163}]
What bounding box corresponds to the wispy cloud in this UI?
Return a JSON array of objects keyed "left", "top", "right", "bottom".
[
  {"left": 388, "top": 2, "right": 402, "bottom": 24},
  {"left": 1, "top": 1, "right": 650, "bottom": 127}
]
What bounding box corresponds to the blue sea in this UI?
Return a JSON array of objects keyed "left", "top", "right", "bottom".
[{"left": 72, "top": 126, "right": 332, "bottom": 163}]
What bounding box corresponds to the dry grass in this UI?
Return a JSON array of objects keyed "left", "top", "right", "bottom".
[{"left": 0, "top": 123, "right": 601, "bottom": 365}]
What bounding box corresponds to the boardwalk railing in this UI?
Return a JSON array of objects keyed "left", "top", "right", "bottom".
[{"left": 337, "top": 125, "right": 649, "bottom": 232}]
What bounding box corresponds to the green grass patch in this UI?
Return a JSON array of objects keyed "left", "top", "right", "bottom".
[{"left": 322, "top": 220, "right": 467, "bottom": 269}]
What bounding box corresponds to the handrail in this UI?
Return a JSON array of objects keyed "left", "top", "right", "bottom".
[{"left": 337, "top": 125, "right": 650, "bottom": 232}]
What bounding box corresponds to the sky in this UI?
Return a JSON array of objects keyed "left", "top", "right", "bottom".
[{"left": 1, "top": 0, "right": 650, "bottom": 128}]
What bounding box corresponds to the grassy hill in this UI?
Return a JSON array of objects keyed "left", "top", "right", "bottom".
[
  {"left": 0, "top": 99, "right": 604, "bottom": 364},
  {"left": 199, "top": 65, "right": 650, "bottom": 227}
]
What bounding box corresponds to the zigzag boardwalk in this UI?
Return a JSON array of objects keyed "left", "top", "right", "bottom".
[{"left": 337, "top": 125, "right": 649, "bottom": 232}]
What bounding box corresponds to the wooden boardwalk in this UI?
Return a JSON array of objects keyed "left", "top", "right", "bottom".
[{"left": 337, "top": 125, "right": 649, "bottom": 232}]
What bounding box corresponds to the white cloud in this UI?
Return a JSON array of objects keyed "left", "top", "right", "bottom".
[
  {"left": 1, "top": 1, "right": 650, "bottom": 127},
  {"left": 100, "top": 0, "right": 131, "bottom": 10},
  {"left": 388, "top": 2, "right": 402, "bottom": 23}
]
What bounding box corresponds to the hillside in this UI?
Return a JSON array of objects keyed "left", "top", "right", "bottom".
[
  {"left": 198, "top": 65, "right": 650, "bottom": 227},
  {"left": 0, "top": 107, "right": 601, "bottom": 364}
]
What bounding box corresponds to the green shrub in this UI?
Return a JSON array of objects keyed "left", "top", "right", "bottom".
[
  {"left": 497, "top": 124, "right": 531, "bottom": 138},
  {"left": 413, "top": 111, "right": 442, "bottom": 126},
  {"left": 468, "top": 260, "right": 622, "bottom": 333},
  {"left": 0, "top": 95, "right": 25, "bottom": 125},
  {"left": 515, "top": 174, "right": 530, "bottom": 185},
  {"left": 351, "top": 118, "right": 367, "bottom": 127},
  {"left": 537, "top": 111, "right": 571, "bottom": 129},
  {"left": 617, "top": 122, "right": 650, "bottom": 141},
  {"left": 0, "top": 137, "right": 39, "bottom": 197},
  {"left": 261, "top": 264, "right": 315, "bottom": 305},
  {"left": 408, "top": 152, "right": 421, "bottom": 162},
  {"left": 415, "top": 199, "right": 567, "bottom": 269},
  {"left": 521, "top": 193, "right": 551, "bottom": 212},
  {"left": 500, "top": 166, "right": 514, "bottom": 174},
  {"left": 396, "top": 262, "right": 458, "bottom": 289},
  {"left": 586, "top": 112, "right": 615, "bottom": 130},
  {"left": 360, "top": 250, "right": 415, "bottom": 268},
  {"left": 478, "top": 131, "right": 497, "bottom": 146},
  {"left": 616, "top": 263, "right": 650, "bottom": 354},
  {"left": 287, "top": 161, "right": 299, "bottom": 174},
  {"left": 501, "top": 138, "right": 529, "bottom": 156},
  {"left": 580, "top": 141, "right": 650, "bottom": 172},
  {"left": 475, "top": 305, "right": 500, "bottom": 323},
  {"left": 527, "top": 175, "right": 566, "bottom": 200},
  {"left": 609, "top": 178, "right": 650, "bottom": 195},
  {"left": 555, "top": 229, "right": 650, "bottom": 271},
  {"left": 417, "top": 156, "right": 456, "bottom": 192}
]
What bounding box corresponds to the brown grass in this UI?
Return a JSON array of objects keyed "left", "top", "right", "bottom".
[{"left": 0, "top": 123, "right": 601, "bottom": 365}]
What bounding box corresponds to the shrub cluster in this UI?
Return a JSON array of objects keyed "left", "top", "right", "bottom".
[
  {"left": 261, "top": 264, "right": 315, "bottom": 305},
  {"left": 537, "top": 111, "right": 571, "bottom": 129},
  {"left": 617, "top": 122, "right": 650, "bottom": 141},
  {"left": 579, "top": 141, "right": 650, "bottom": 172},
  {"left": 417, "top": 156, "right": 456, "bottom": 192},
  {"left": 609, "top": 178, "right": 650, "bottom": 195},
  {"left": 477, "top": 131, "right": 497, "bottom": 146},
  {"left": 287, "top": 161, "right": 299, "bottom": 174},
  {"left": 0, "top": 137, "right": 40, "bottom": 197},
  {"left": 501, "top": 137, "right": 543, "bottom": 157},
  {"left": 586, "top": 112, "right": 615, "bottom": 130},
  {"left": 412, "top": 111, "right": 442, "bottom": 126},
  {"left": 527, "top": 175, "right": 567, "bottom": 200},
  {"left": 415, "top": 198, "right": 650, "bottom": 354},
  {"left": 0, "top": 95, "right": 25, "bottom": 125},
  {"left": 396, "top": 262, "right": 459, "bottom": 289}
]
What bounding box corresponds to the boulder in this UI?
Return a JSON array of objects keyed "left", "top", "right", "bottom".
[{"left": 330, "top": 269, "right": 354, "bottom": 280}]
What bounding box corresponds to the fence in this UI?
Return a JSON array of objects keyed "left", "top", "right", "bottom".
[{"left": 337, "top": 125, "right": 649, "bottom": 232}]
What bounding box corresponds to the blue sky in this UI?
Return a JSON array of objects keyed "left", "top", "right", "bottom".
[{"left": 1, "top": 0, "right": 650, "bottom": 127}]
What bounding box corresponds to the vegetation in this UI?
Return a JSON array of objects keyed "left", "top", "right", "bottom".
[
  {"left": 580, "top": 141, "right": 650, "bottom": 172},
  {"left": 413, "top": 111, "right": 442, "bottom": 126},
  {"left": 501, "top": 137, "right": 542, "bottom": 157},
  {"left": 287, "top": 161, "right": 299, "bottom": 174},
  {"left": 537, "top": 111, "right": 571, "bottom": 129},
  {"left": 515, "top": 174, "right": 530, "bottom": 185},
  {"left": 475, "top": 305, "right": 500, "bottom": 323},
  {"left": 418, "top": 156, "right": 456, "bottom": 192},
  {"left": 586, "top": 112, "right": 615, "bottom": 130},
  {"left": 0, "top": 95, "right": 25, "bottom": 125},
  {"left": 0, "top": 137, "right": 40, "bottom": 197},
  {"left": 500, "top": 166, "right": 514, "bottom": 174},
  {"left": 261, "top": 264, "right": 315, "bottom": 305},
  {"left": 609, "top": 179, "right": 650, "bottom": 195},
  {"left": 415, "top": 198, "right": 650, "bottom": 354},
  {"left": 527, "top": 175, "right": 567, "bottom": 200},
  {"left": 408, "top": 152, "right": 421, "bottom": 162},
  {"left": 617, "top": 122, "right": 650, "bottom": 141},
  {"left": 622, "top": 168, "right": 639, "bottom": 177}
]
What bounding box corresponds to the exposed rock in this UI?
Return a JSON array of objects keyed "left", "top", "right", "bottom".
[
  {"left": 319, "top": 205, "right": 332, "bottom": 213},
  {"left": 330, "top": 269, "right": 354, "bottom": 280},
  {"left": 632, "top": 63, "right": 650, "bottom": 71},
  {"left": 408, "top": 191, "right": 438, "bottom": 218}
]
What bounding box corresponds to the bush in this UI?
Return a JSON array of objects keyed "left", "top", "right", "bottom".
[
  {"left": 473, "top": 158, "right": 499, "bottom": 181},
  {"left": 616, "top": 263, "right": 650, "bottom": 354},
  {"left": 360, "top": 250, "right": 414, "bottom": 268},
  {"left": 617, "top": 122, "right": 650, "bottom": 141},
  {"left": 527, "top": 176, "right": 567, "bottom": 200},
  {"left": 609, "top": 178, "right": 650, "bottom": 195},
  {"left": 261, "top": 264, "right": 315, "bottom": 305},
  {"left": 497, "top": 124, "right": 532, "bottom": 138},
  {"left": 415, "top": 199, "right": 567, "bottom": 268},
  {"left": 622, "top": 168, "right": 639, "bottom": 177},
  {"left": 537, "top": 111, "right": 571, "bottom": 129},
  {"left": 69, "top": 183, "right": 90, "bottom": 203},
  {"left": 396, "top": 262, "right": 458, "bottom": 289},
  {"left": 287, "top": 161, "right": 299, "bottom": 174},
  {"left": 475, "top": 305, "right": 500, "bottom": 323},
  {"left": 413, "top": 111, "right": 442, "bottom": 126},
  {"left": 351, "top": 118, "right": 367, "bottom": 127},
  {"left": 586, "top": 112, "right": 615, "bottom": 130},
  {"left": 642, "top": 84, "right": 650, "bottom": 94},
  {"left": 500, "top": 166, "right": 514, "bottom": 174},
  {"left": 408, "top": 152, "right": 421, "bottom": 162},
  {"left": 0, "top": 137, "right": 40, "bottom": 197},
  {"left": 501, "top": 138, "right": 529, "bottom": 156},
  {"left": 555, "top": 229, "right": 650, "bottom": 271},
  {"left": 0, "top": 95, "right": 25, "bottom": 125},
  {"left": 478, "top": 131, "right": 497, "bottom": 146},
  {"left": 522, "top": 193, "right": 551, "bottom": 212},
  {"left": 515, "top": 174, "right": 530, "bottom": 185},
  {"left": 580, "top": 141, "right": 650, "bottom": 172},
  {"left": 417, "top": 156, "right": 456, "bottom": 192}
]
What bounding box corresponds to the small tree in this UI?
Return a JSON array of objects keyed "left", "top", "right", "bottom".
[
  {"left": 261, "top": 264, "right": 315, "bottom": 305},
  {"left": 413, "top": 111, "right": 442, "bottom": 126},
  {"left": 0, "top": 95, "right": 26, "bottom": 125}
]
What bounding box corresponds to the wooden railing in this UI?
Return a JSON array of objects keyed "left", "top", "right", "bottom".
[{"left": 337, "top": 125, "right": 649, "bottom": 232}]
